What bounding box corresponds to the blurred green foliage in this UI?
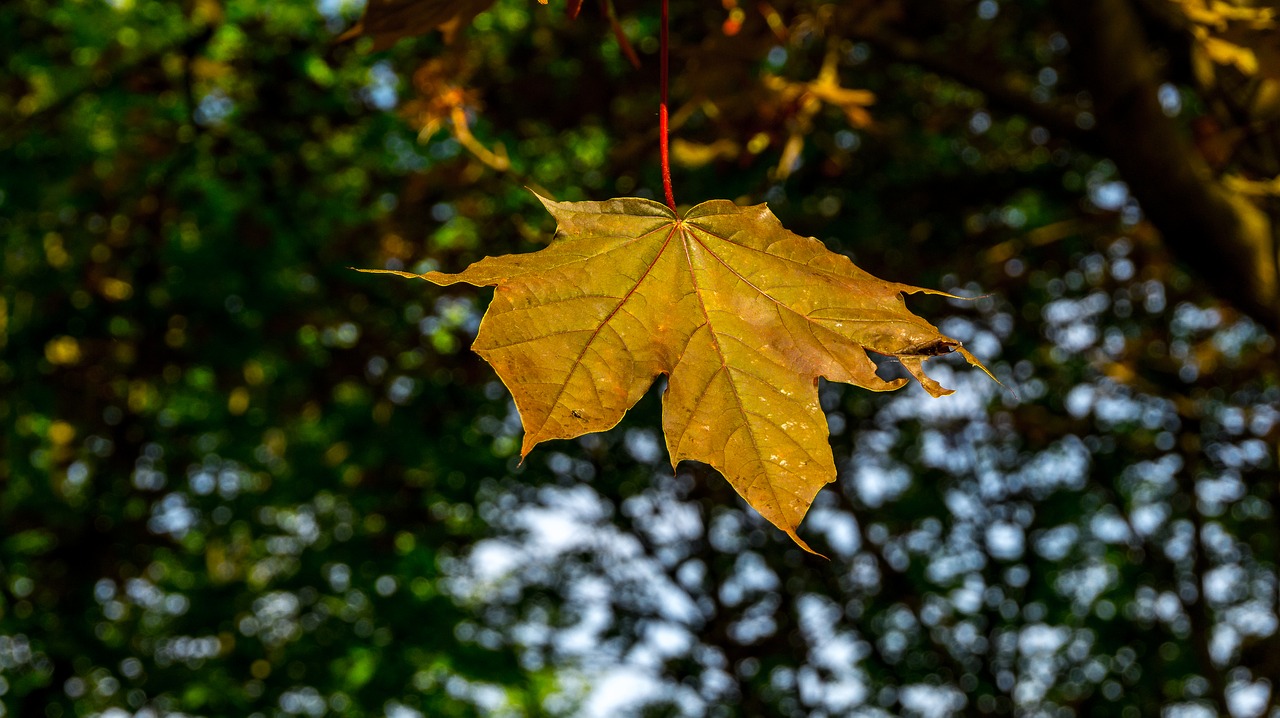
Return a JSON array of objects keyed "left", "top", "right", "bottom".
[{"left": 1, "top": 0, "right": 553, "bottom": 714}]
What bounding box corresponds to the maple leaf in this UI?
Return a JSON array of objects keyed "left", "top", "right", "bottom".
[{"left": 362, "top": 194, "right": 992, "bottom": 553}]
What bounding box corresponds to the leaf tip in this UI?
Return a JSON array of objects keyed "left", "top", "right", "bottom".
[
  {"left": 354, "top": 267, "right": 425, "bottom": 279},
  {"left": 355, "top": 266, "right": 464, "bottom": 287},
  {"left": 957, "top": 346, "right": 1019, "bottom": 401},
  {"left": 526, "top": 187, "right": 556, "bottom": 206},
  {"left": 519, "top": 435, "right": 541, "bottom": 461},
  {"left": 787, "top": 530, "right": 828, "bottom": 559}
]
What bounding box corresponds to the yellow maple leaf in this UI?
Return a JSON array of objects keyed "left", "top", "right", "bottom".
[{"left": 363, "top": 194, "right": 992, "bottom": 553}]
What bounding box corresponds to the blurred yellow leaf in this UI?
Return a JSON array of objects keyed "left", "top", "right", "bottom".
[
  {"left": 1174, "top": 0, "right": 1280, "bottom": 78},
  {"left": 192, "top": 0, "right": 223, "bottom": 26},
  {"left": 763, "top": 45, "right": 875, "bottom": 178},
  {"left": 1200, "top": 32, "right": 1259, "bottom": 74},
  {"left": 1224, "top": 173, "right": 1280, "bottom": 195},
  {"left": 45, "top": 336, "right": 81, "bottom": 365},
  {"left": 228, "top": 387, "right": 250, "bottom": 416},
  {"left": 100, "top": 277, "right": 133, "bottom": 301},
  {"left": 671, "top": 138, "right": 741, "bottom": 168},
  {"left": 48, "top": 421, "right": 76, "bottom": 445},
  {"left": 190, "top": 57, "right": 232, "bottom": 81}
]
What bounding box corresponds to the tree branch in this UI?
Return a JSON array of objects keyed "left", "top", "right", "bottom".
[
  {"left": 848, "top": 27, "right": 1100, "bottom": 153},
  {"left": 1049, "top": 0, "right": 1280, "bottom": 331},
  {"left": 0, "top": 26, "right": 215, "bottom": 145}
]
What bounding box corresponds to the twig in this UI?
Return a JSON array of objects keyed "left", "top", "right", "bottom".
[
  {"left": 602, "top": 0, "right": 642, "bottom": 69},
  {"left": 848, "top": 27, "right": 1097, "bottom": 153},
  {"left": 0, "top": 27, "right": 215, "bottom": 143}
]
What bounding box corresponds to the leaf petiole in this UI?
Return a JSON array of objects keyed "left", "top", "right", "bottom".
[{"left": 659, "top": 0, "right": 676, "bottom": 211}]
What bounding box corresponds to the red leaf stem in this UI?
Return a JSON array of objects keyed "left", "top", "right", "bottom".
[{"left": 659, "top": 0, "right": 676, "bottom": 211}]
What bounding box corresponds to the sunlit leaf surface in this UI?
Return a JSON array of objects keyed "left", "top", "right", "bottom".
[{"left": 364, "top": 194, "right": 990, "bottom": 550}]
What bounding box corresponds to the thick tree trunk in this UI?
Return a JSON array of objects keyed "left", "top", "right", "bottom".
[{"left": 1051, "top": 0, "right": 1280, "bottom": 331}]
